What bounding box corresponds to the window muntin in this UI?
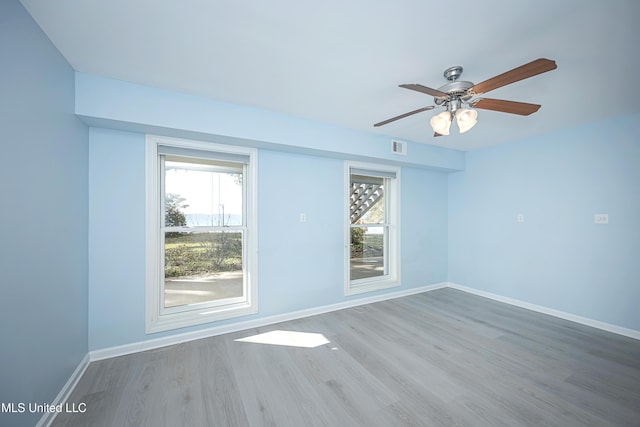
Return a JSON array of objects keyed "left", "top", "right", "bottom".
[{"left": 146, "top": 136, "right": 257, "bottom": 333}]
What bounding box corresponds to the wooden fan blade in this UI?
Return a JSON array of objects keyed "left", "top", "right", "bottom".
[
  {"left": 469, "top": 58, "right": 557, "bottom": 95},
  {"left": 400, "top": 84, "right": 448, "bottom": 98},
  {"left": 374, "top": 106, "right": 435, "bottom": 127},
  {"left": 471, "top": 98, "right": 541, "bottom": 116},
  {"left": 434, "top": 132, "right": 443, "bottom": 137}
]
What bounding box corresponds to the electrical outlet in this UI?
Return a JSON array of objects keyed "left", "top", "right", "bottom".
[
  {"left": 299, "top": 213, "right": 307, "bottom": 223},
  {"left": 594, "top": 214, "right": 608, "bottom": 224},
  {"left": 517, "top": 213, "right": 525, "bottom": 223}
]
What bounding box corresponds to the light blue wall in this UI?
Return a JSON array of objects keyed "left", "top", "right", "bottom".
[
  {"left": 78, "top": 62, "right": 454, "bottom": 350},
  {"left": 448, "top": 113, "right": 640, "bottom": 330},
  {"left": 0, "top": 1, "right": 88, "bottom": 426},
  {"left": 88, "top": 129, "right": 449, "bottom": 350},
  {"left": 88, "top": 129, "right": 147, "bottom": 349},
  {"left": 75, "top": 72, "right": 465, "bottom": 172},
  {"left": 85, "top": 68, "right": 640, "bottom": 349},
  {"left": 257, "top": 150, "right": 346, "bottom": 313},
  {"left": 402, "top": 167, "right": 449, "bottom": 285}
]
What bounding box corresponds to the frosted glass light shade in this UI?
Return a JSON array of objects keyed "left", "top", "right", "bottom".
[
  {"left": 430, "top": 111, "right": 452, "bottom": 135},
  {"left": 455, "top": 108, "right": 478, "bottom": 133}
]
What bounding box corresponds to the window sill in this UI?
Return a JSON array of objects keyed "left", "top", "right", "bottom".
[
  {"left": 345, "top": 278, "right": 400, "bottom": 296},
  {"left": 146, "top": 302, "right": 258, "bottom": 334}
]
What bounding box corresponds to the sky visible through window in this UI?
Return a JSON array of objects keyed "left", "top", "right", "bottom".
[{"left": 165, "top": 168, "right": 242, "bottom": 227}]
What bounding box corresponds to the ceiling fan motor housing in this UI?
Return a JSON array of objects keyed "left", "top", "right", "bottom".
[
  {"left": 435, "top": 80, "right": 474, "bottom": 105},
  {"left": 434, "top": 65, "right": 474, "bottom": 106}
]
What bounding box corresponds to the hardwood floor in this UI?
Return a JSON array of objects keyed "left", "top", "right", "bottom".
[{"left": 54, "top": 289, "right": 640, "bottom": 426}]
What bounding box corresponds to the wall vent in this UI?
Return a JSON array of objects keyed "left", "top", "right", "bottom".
[{"left": 391, "top": 140, "right": 407, "bottom": 155}]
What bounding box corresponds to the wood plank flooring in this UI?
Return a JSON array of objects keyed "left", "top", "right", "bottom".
[{"left": 54, "top": 289, "right": 640, "bottom": 426}]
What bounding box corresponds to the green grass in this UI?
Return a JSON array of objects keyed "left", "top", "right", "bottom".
[
  {"left": 165, "top": 232, "right": 242, "bottom": 278},
  {"left": 350, "top": 230, "right": 383, "bottom": 258}
]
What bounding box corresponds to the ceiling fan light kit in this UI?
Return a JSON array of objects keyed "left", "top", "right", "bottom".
[
  {"left": 456, "top": 108, "right": 478, "bottom": 133},
  {"left": 430, "top": 111, "right": 452, "bottom": 135},
  {"left": 374, "top": 58, "right": 557, "bottom": 137}
]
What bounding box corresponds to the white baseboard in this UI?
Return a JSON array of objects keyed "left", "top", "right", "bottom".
[
  {"left": 90, "top": 281, "right": 640, "bottom": 361},
  {"left": 90, "top": 282, "right": 449, "bottom": 361},
  {"left": 447, "top": 282, "right": 640, "bottom": 340},
  {"left": 36, "top": 353, "right": 90, "bottom": 427}
]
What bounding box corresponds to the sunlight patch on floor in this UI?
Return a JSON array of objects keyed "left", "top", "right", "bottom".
[{"left": 235, "top": 330, "right": 330, "bottom": 348}]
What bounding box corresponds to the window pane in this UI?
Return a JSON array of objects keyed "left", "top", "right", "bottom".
[
  {"left": 350, "top": 226, "right": 385, "bottom": 280},
  {"left": 350, "top": 178, "right": 385, "bottom": 225},
  {"left": 164, "top": 230, "right": 243, "bottom": 308},
  {"left": 165, "top": 159, "right": 243, "bottom": 227}
]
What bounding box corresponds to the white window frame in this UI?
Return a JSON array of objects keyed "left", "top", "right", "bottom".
[
  {"left": 344, "top": 161, "right": 401, "bottom": 296},
  {"left": 146, "top": 135, "right": 258, "bottom": 333}
]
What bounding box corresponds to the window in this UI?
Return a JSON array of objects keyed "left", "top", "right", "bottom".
[
  {"left": 345, "top": 162, "right": 400, "bottom": 295},
  {"left": 146, "top": 136, "right": 257, "bottom": 333}
]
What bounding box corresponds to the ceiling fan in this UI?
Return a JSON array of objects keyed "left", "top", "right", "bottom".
[{"left": 374, "top": 58, "right": 557, "bottom": 136}]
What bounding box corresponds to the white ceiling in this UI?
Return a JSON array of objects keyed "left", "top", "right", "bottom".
[{"left": 20, "top": 0, "right": 640, "bottom": 151}]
